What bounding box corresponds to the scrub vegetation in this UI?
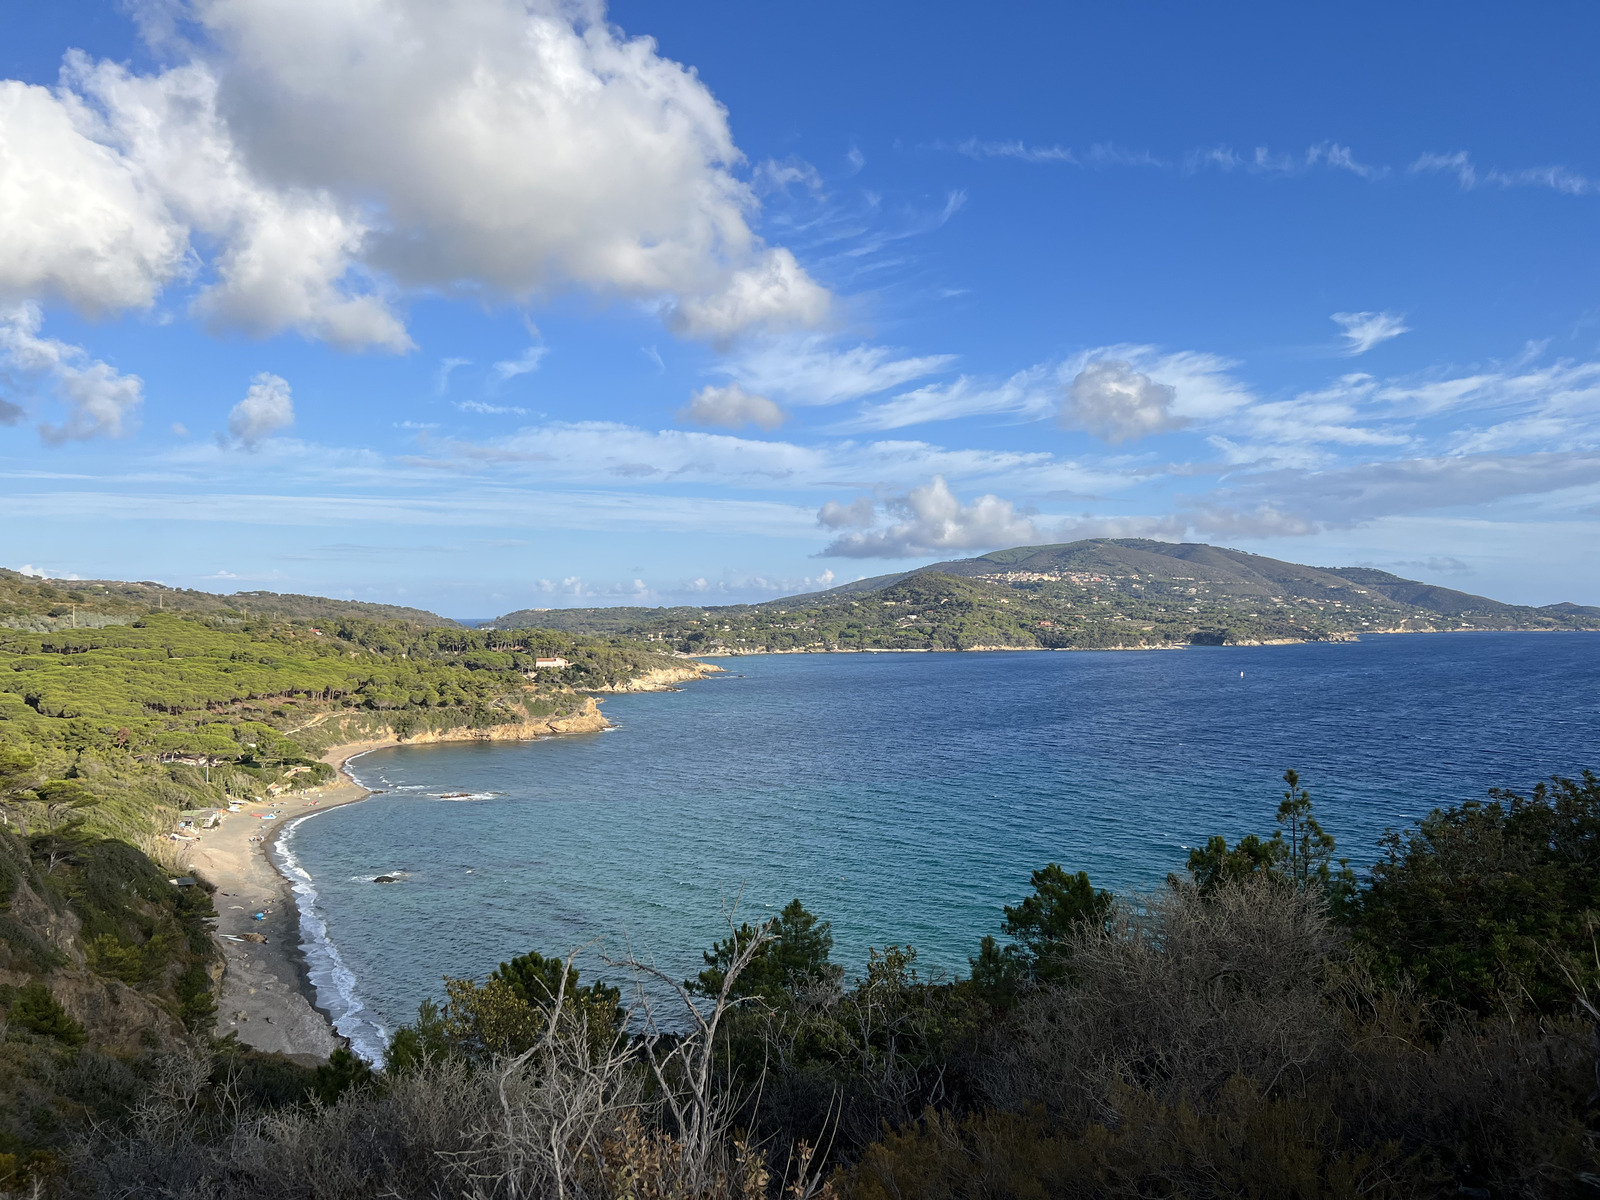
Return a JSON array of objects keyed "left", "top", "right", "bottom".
[{"left": 19, "top": 768, "right": 1598, "bottom": 1198}]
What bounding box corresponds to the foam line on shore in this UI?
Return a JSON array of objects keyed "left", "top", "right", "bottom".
[{"left": 272, "top": 807, "right": 391, "bottom": 1064}]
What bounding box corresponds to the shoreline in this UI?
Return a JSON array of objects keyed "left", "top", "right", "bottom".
[
  {"left": 184, "top": 744, "right": 375, "bottom": 1063},
  {"left": 690, "top": 627, "right": 1597, "bottom": 657},
  {"left": 185, "top": 708, "right": 616, "bottom": 1063}
]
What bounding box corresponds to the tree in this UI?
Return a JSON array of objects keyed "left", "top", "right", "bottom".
[
  {"left": 1354, "top": 771, "right": 1600, "bottom": 1015},
  {"left": 1183, "top": 771, "right": 1354, "bottom": 915},
  {"left": 1276, "top": 769, "right": 1355, "bottom": 907},
  {"left": 694, "top": 898, "right": 842, "bottom": 1003},
  {"left": 1184, "top": 833, "right": 1280, "bottom": 895},
  {"left": 311, "top": 1047, "right": 373, "bottom": 1105},
  {"left": 0, "top": 744, "right": 39, "bottom": 830},
  {"left": 984, "top": 864, "right": 1113, "bottom": 987},
  {"left": 493, "top": 948, "right": 623, "bottom": 1032}
]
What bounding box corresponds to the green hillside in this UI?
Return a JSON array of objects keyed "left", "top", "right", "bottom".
[
  {"left": 0, "top": 612, "right": 687, "bottom": 848},
  {"left": 0, "top": 569, "right": 458, "bottom": 632},
  {"left": 487, "top": 538, "right": 1600, "bottom": 653}
]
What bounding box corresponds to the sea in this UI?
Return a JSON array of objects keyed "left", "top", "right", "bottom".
[{"left": 273, "top": 633, "right": 1600, "bottom": 1062}]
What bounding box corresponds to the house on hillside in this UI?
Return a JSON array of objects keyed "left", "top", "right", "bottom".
[{"left": 533, "top": 656, "right": 570, "bottom": 669}]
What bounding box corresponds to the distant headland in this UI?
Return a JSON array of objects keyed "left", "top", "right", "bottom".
[{"left": 479, "top": 538, "right": 1600, "bottom": 654}]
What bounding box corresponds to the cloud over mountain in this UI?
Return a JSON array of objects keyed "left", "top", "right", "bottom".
[
  {"left": 1060, "top": 360, "right": 1187, "bottom": 443},
  {"left": 820, "top": 475, "right": 1040, "bottom": 558}
]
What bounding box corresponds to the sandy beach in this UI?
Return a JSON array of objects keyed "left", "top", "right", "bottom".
[
  {"left": 184, "top": 742, "right": 384, "bottom": 1063},
  {"left": 182, "top": 706, "right": 616, "bottom": 1064}
]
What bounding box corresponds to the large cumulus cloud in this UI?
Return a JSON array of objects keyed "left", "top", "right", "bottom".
[{"left": 0, "top": 0, "right": 829, "bottom": 350}]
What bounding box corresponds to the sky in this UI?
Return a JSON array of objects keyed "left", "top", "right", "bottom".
[{"left": 3, "top": 1, "right": 1600, "bottom": 617}]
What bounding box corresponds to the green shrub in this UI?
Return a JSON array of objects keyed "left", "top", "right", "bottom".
[{"left": 3, "top": 984, "right": 84, "bottom": 1046}]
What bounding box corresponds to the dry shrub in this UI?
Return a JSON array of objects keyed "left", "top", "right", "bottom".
[
  {"left": 839, "top": 1079, "right": 1409, "bottom": 1200},
  {"left": 73, "top": 918, "right": 836, "bottom": 1200},
  {"left": 856, "top": 878, "right": 1599, "bottom": 1198},
  {"left": 983, "top": 876, "right": 1342, "bottom": 1121}
]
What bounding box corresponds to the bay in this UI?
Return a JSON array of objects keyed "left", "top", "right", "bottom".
[{"left": 281, "top": 633, "right": 1600, "bottom": 1060}]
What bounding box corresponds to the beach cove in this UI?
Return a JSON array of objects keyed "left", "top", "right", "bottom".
[
  {"left": 183, "top": 703, "right": 617, "bottom": 1059},
  {"left": 287, "top": 633, "right": 1600, "bottom": 1062}
]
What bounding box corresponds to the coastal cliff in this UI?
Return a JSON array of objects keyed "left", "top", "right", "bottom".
[
  {"left": 582, "top": 660, "right": 722, "bottom": 692},
  {"left": 320, "top": 696, "right": 610, "bottom": 759}
]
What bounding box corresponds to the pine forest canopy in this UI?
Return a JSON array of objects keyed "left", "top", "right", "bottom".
[
  {"left": 0, "top": 608, "right": 691, "bottom": 846},
  {"left": 0, "top": 569, "right": 458, "bottom": 631}
]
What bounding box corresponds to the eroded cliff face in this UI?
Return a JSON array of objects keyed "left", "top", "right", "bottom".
[
  {"left": 583, "top": 661, "right": 723, "bottom": 693},
  {"left": 1, "top": 870, "right": 189, "bottom": 1056},
  {"left": 321, "top": 696, "right": 611, "bottom": 758},
  {"left": 396, "top": 704, "right": 611, "bottom": 741}
]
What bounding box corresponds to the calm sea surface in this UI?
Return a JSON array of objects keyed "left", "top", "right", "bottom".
[{"left": 277, "top": 634, "right": 1600, "bottom": 1060}]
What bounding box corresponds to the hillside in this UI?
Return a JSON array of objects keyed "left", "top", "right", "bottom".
[
  {"left": 0, "top": 569, "right": 458, "bottom": 631},
  {"left": 486, "top": 538, "right": 1600, "bottom": 653},
  {"left": 0, "top": 611, "right": 697, "bottom": 849}
]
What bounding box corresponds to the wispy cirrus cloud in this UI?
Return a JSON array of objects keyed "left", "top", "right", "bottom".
[
  {"left": 721, "top": 336, "right": 957, "bottom": 406},
  {"left": 946, "top": 137, "right": 1600, "bottom": 201},
  {"left": 1409, "top": 151, "right": 1600, "bottom": 196},
  {"left": 1332, "top": 311, "right": 1410, "bottom": 355},
  {"left": 843, "top": 345, "right": 1252, "bottom": 433}
]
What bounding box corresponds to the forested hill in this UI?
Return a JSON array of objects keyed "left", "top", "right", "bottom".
[
  {"left": 0, "top": 611, "right": 690, "bottom": 848},
  {"left": 0, "top": 568, "right": 457, "bottom": 631},
  {"left": 485, "top": 538, "right": 1600, "bottom": 653}
]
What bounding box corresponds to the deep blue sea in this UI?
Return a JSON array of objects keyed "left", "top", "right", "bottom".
[{"left": 276, "top": 634, "right": 1600, "bottom": 1060}]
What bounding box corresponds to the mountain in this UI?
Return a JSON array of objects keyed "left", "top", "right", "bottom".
[
  {"left": 485, "top": 539, "right": 1600, "bottom": 653},
  {"left": 0, "top": 569, "right": 459, "bottom": 630}
]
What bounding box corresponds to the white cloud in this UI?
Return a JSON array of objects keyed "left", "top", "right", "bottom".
[
  {"left": 0, "top": 78, "right": 188, "bottom": 312},
  {"left": 227, "top": 371, "right": 294, "bottom": 448},
  {"left": 0, "top": 0, "right": 828, "bottom": 346},
  {"left": 820, "top": 475, "right": 1040, "bottom": 558},
  {"left": 412, "top": 419, "right": 1130, "bottom": 497},
  {"left": 847, "top": 365, "right": 1056, "bottom": 430},
  {"left": 725, "top": 336, "right": 956, "bottom": 406},
  {"left": 1410, "top": 151, "right": 1598, "bottom": 196},
  {"left": 457, "top": 400, "right": 529, "bottom": 416},
  {"left": 666, "top": 248, "right": 830, "bottom": 342},
  {"left": 492, "top": 346, "right": 548, "bottom": 383},
  {"left": 435, "top": 357, "right": 471, "bottom": 394},
  {"left": 1195, "top": 451, "right": 1600, "bottom": 533},
  {"left": 678, "top": 383, "right": 786, "bottom": 431},
  {"left": 845, "top": 345, "right": 1253, "bottom": 433},
  {"left": 1060, "top": 360, "right": 1186, "bottom": 443},
  {"left": 817, "top": 496, "right": 875, "bottom": 528},
  {"left": 0, "top": 302, "right": 144, "bottom": 442},
  {"left": 1331, "top": 311, "right": 1409, "bottom": 355},
  {"left": 0, "top": 397, "right": 22, "bottom": 425}
]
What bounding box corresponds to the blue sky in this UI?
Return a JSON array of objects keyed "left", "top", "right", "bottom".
[{"left": 4, "top": 1, "right": 1600, "bottom": 616}]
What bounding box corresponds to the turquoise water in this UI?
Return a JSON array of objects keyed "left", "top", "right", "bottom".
[{"left": 279, "top": 634, "right": 1600, "bottom": 1060}]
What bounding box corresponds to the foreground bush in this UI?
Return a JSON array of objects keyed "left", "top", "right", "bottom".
[{"left": 42, "top": 772, "right": 1600, "bottom": 1198}]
